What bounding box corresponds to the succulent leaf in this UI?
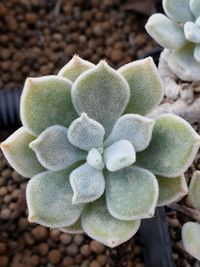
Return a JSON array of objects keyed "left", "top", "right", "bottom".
[
  {"left": 26, "top": 166, "right": 84, "bottom": 228},
  {"left": 29, "top": 125, "right": 86, "bottom": 171},
  {"left": 137, "top": 114, "right": 200, "bottom": 177},
  {"left": 182, "top": 222, "right": 200, "bottom": 261},
  {"left": 163, "top": 0, "right": 194, "bottom": 23},
  {"left": 81, "top": 197, "right": 141, "bottom": 248},
  {"left": 104, "top": 140, "right": 136, "bottom": 172},
  {"left": 106, "top": 166, "right": 158, "bottom": 220},
  {"left": 20, "top": 76, "right": 77, "bottom": 136},
  {"left": 184, "top": 22, "right": 200, "bottom": 43},
  {"left": 70, "top": 163, "right": 105, "bottom": 204},
  {"left": 0, "top": 127, "right": 45, "bottom": 178},
  {"left": 87, "top": 148, "right": 104, "bottom": 170},
  {"left": 60, "top": 218, "right": 84, "bottom": 234},
  {"left": 118, "top": 57, "right": 164, "bottom": 115},
  {"left": 68, "top": 113, "right": 105, "bottom": 151},
  {"left": 58, "top": 55, "right": 95, "bottom": 82},
  {"left": 145, "top": 14, "right": 186, "bottom": 50},
  {"left": 157, "top": 174, "right": 188, "bottom": 206},
  {"left": 194, "top": 44, "right": 200, "bottom": 62},
  {"left": 188, "top": 171, "right": 200, "bottom": 211},
  {"left": 104, "top": 114, "right": 154, "bottom": 152},
  {"left": 72, "top": 61, "right": 130, "bottom": 135},
  {"left": 190, "top": 0, "right": 200, "bottom": 18}
]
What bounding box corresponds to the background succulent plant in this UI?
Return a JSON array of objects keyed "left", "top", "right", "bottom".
[
  {"left": 1, "top": 55, "right": 200, "bottom": 247},
  {"left": 145, "top": 0, "right": 200, "bottom": 81}
]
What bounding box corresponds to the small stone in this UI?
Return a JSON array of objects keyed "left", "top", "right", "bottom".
[
  {"left": 0, "top": 208, "right": 11, "bottom": 220},
  {"left": 31, "top": 226, "right": 48, "bottom": 241},
  {"left": 90, "top": 240, "right": 105, "bottom": 254},
  {"left": 62, "top": 257, "right": 75, "bottom": 267},
  {"left": 29, "top": 255, "right": 40, "bottom": 266},
  {"left": 47, "top": 249, "right": 61, "bottom": 264},
  {"left": 0, "top": 187, "right": 8, "bottom": 197},
  {"left": 24, "top": 232, "right": 35, "bottom": 246},
  {"left": 25, "top": 13, "right": 37, "bottom": 24},
  {"left": 11, "top": 171, "right": 23, "bottom": 182},
  {"left": 1, "top": 169, "right": 10, "bottom": 178},
  {"left": 110, "top": 50, "right": 123, "bottom": 63},
  {"left": 97, "top": 255, "right": 107, "bottom": 265},
  {"left": 66, "top": 244, "right": 78, "bottom": 256},
  {"left": 18, "top": 217, "right": 28, "bottom": 231},
  {"left": 133, "top": 246, "right": 142, "bottom": 256},
  {"left": 0, "top": 255, "right": 9, "bottom": 267},
  {"left": 59, "top": 233, "right": 72, "bottom": 245},
  {"left": 50, "top": 229, "right": 60, "bottom": 241},
  {"left": 11, "top": 188, "right": 21, "bottom": 199},
  {"left": 80, "top": 244, "right": 92, "bottom": 257},
  {"left": 89, "top": 260, "right": 101, "bottom": 267},
  {"left": 38, "top": 243, "right": 49, "bottom": 256},
  {"left": 81, "top": 260, "right": 90, "bottom": 267},
  {"left": 0, "top": 243, "right": 7, "bottom": 254},
  {"left": 73, "top": 234, "right": 84, "bottom": 246}
]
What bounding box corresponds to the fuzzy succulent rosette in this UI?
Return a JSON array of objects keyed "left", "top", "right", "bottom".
[{"left": 1, "top": 55, "right": 200, "bottom": 247}]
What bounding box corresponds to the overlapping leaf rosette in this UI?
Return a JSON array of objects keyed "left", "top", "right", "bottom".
[
  {"left": 1, "top": 55, "right": 200, "bottom": 247},
  {"left": 146, "top": 0, "right": 200, "bottom": 81}
]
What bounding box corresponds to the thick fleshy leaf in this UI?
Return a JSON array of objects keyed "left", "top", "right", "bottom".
[
  {"left": 72, "top": 61, "right": 130, "bottom": 135},
  {"left": 58, "top": 55, "right": 95, "bottom": 82},
  {"left": 157, "top": 175, "right": 188, "bottom": 207},
  {"left": 60, "top": 218, "right": 84, "bottom": 234},
  {"left": 68, "top": 113, "right": 105, "bottom": 151},
  {"left": 20, "top": 76, "right": 77, "bottom": 136},
  {"left": 184, "top": 22, "right": 200, "bottom": 43},
  {"left": 106, "top": 166, "right": 158, "bottom": 220},
  {"left": 163, "top": 0, "right": 194, "bottom": 22},
  {"left": 194, "top": 44, "right": 200, "bottom": 63},
  {"left": 145, "top": 14, "right": 186, "bottom": 50},
  {"left": 87, "top": 148, "right": 104, "bottom": 170},
  {"left": 81, "top": 197, "right": 141, "bottom": 248},
  {"left": 118, "top": 57, "right": 164, "bottom": 115},
  {"left": 104, "top": 114, "right": 154, "bottom": 152},
  {"left": 168, "top": 44, "right": 200, "bottom": 81},
  {"left": 104, "top": 140, "right": 136, "bottom": 172},
  {"left": 26, "top": 167, "right": 84, "bottom": 228},
  {"left": 190, "top": 0, "right": 200, "bottom": 18},
  {"left": 70, "top": 163, "right": 105, "bottom": 204},
  {"left": 182, "top": 222, "right": 200, "bottom": 261},
  {"left": 29, "top": 125, "right": 86, "bottom": 171},
  {"left": 137, "top": 114, "right": 200, "bottom": 177},
  {"left": 188, "top": 171, "right": 200, "bottom": 211},
  {"left": 0, "top": 127, "right": 45, "bottom": 178}
]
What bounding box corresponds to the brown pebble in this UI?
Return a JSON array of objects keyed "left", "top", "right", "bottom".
[
  {"left": 48, "top": 249, "right": 61, "bottom": 264},
  {"left": 0, "top": 208, "right": 11, "bottom": 220},
  {"left": 50, "top": 229, "right": 60, "bottom": 241},
  {"left": 38, "top": 243, "right": 49, "bottom": 256},
  {"left": 90, "top": 240, "right": 105, "bottom": 254},
  {"left": 80, "top": 244, "right": 92, "bottom": 257},
  {"left": 59, "top": 233, "right": 72, "bottom": 245},
  {"left": 18, "top": 217, "right": 28, "bottom": 230},
  {"left": 97, "top": 255, "right": 107, "bottom": 265},
  {"left": 66, "top": 243, "right": 78, "bottom": 256},
  {"left": 62, "top": 257, "right": 75, "bottom": 267},
  {"left": 25, "top": 13, "right": 37, "bottom": 24},
  {"left": 29, "top": 255, "right": 39, "bottom": 266},
  {"left": 110, "top": 50, "right": 123, "bottom": 63},
  {"left": 24, "top": 232, "right": 35, "bottom": 246},
  {"left": 0, "top": 187, "right": 8, "bottom": 197},
  {"left": 0, "top": 255, "right": 9, "bottom": 267},
  {"left": 73, "top": 234, "right": 84, "bottom": 245},
  {"left": 31, "top": 226, "right": 48, "bottom": 241},
  {"left": 90, "top": 260, "right": 101, "bottom": 267},
  {"left": 0, "top": 243, "right": 7, "bottom": 254}
]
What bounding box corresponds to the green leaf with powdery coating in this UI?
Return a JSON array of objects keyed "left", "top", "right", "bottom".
[
  {"left": 70, "top": 163, "right": 105, "bottom": 204},
  {"left": 184, "top": 22, "right": 200, "bottom": 43},
  {"left": 163, "top": 0, "right": 194, "bottom": 23},
  {"left": 188, "top": 171, "right": 200, "bottom": 211},
  {"left": 72, "top": 61, "right": 130, "bottom": 136},
  {"left": 20, "top": 76, "right": 77, "bottom": 136},
  {"left": 182, "top": 222, "right": 200, "bottom": 261},
  {"left": 29, "top": 125, "right": 86, "bottom": 171},
  {"left": 145, "top": 14, "right": 186, "bottom": 50},
  {"left": 137, "top": 114, "right": 200, "bottom": 177},
  {"left": 57, "top": 55, "right": 95, "bottom": 82},
  {"left": 26, "top": 167, "right": 84, "bottom": 228},
  {"left": 194, "top": 44, "right": 200, "bottom": 63},
  {"left": 60, "top": 218, "right": 84, "bottom": 234},
  {"left": 0, "top": 127, "right": 45, "bottom": 178},
  {"left": 190, "top": 0, "right": 200, "bottom": 18},
  {"left": 157, "top": 175, "right": 188, "bottom": 207},
  {"left": 168, "top": 44, "right": 200, "bottom": 81},
  {"left": 68, "top": 113, "right": 105, "bottom": 151},
  {"left": 104, "top": 114, "right": 154, "bottom": 152},
  {"left": 106, "top": 166, "right": 158, "bottom": 220},
  {"left": 81, "top": 197, "right": 141, "bottom": 248},
  {"left": 118, "top": 58, "right": 164, "bottom": 116}
]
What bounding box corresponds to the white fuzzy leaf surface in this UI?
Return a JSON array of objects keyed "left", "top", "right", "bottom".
[
  {"left": 0, "top": 127, "right": 45, "bottom": 178},
  {"left": 20, "top": 76, "right": 77, "bottom": 136},
  {"left": 184, "top": 22, "right": 200, "bottom": 43},
  {"left": 60, "top": 218, "right": 84, "bottom": 234},
  {"left": 157, "top": 174, "right": 188, "bottom": 206},
  {"left": 104, "top": 114, "right": 154, "bottom": 152},
  {"left": 26, "top": 166, "right": 84, "bottom": 228},
  {"left": 29, "top": 125, "right": 86, "bottom": 171},
  {"left": 137, "top": 114, "right": 200, "bottom": 177},
  {"left": 118, "top": 57, "right": 164, "bottom": 115},
  {"left": 182, "top": 222, "right": 200, "bottom": 261},
  {"left": 58, "top": 55, "right": 95, "bottom": 82},
  {"left": 70, "top": 163, "right": 105, "bottom": 204},
  {"left": 145, "top": 14, "right": 186, "bottom": 50},
  {"left": 194, "top": 44, "right": 200, "bottom": 63},
  {"left": 106, "top": 166, "right": 158, "bottom": 220},
  {"left": 190, "top": 0, "right": 200, "bottom": 18},
  {"left": 72, "top": 61, "right": 130, "bottom": 135},
  {"left": 68, "top": 113, "right": 105, "bottom": 151},
  {"left": 188, "top": 171, "right": 200, "bottom": 211},
  {"left": 87, "top": 148, "right": 104, "bottom": 170},
  {"left": 81, "top": 197, "right": 141, "bottom": 248}
]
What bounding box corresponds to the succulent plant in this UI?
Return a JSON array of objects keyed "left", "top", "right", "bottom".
[
  {"left": 1, "top": 55, "right": 200, "bottom": 247},
  {"left": 145, "top": 0, "right": 200, "bottom": 81}
]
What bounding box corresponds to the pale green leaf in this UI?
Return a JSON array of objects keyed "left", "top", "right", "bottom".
[
  {"left": 190, "top": 0, "right": 200, "bottom": 18},
  {"left": 60, "top": 218, "right": 84, "bottom": 234},
  {"left": 145, "top": 14, "right": 186, "bottom": 50},
  {"left": 157, "top": 175, "right": 188, "bottom": 207},
  {"left": 87, "top": 148, "right": 104, "bottom": 170},
  {"left": 29, "top": 125, "right": 86, "bottom": 171},
  {"left": 104, "top": 114, "right": 154, "bottom": 152},
  {"left": 72, "top": 61, "right": 130, "bottom": 135},
  {"left": 0, "top": 127, "right": 45, "bottom": 178},
  {"left": 70, "top": 163, "right": 105, "bottom": 204},
  {"left": 26, "top": 166, "right": 83, "bottom": 228},
  {"left": 182, "top": 222, "right": 200, "bottom": 261},
  {"left": 118, "top": 57, "right": 164, "bottom": 115},
  {"left": 137, "top": 114, "right": 200, "bottom": 177},
  {"left": 184, "top": 22, "right": 200, "bottom": 43},
  {"left": 81, "top": 197, "right": 141, "bottom": 248},
  {"left": 20, "top": 76, "right": 77, "bottom": 136},
  {"left": 58, "top": 54, "right": 95, "bottom": 82},
  {"left": 188, "top": 171, "right": 200, "bottom": 211},
  {"left": 68, "top": 113, "right": 105, "bottom": 151},
  {"left": 106, "top": 166, "right": 158, "bottom": 220},
  {"left": 194, "top": 44, "right": 200, "bottom": 63}
]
